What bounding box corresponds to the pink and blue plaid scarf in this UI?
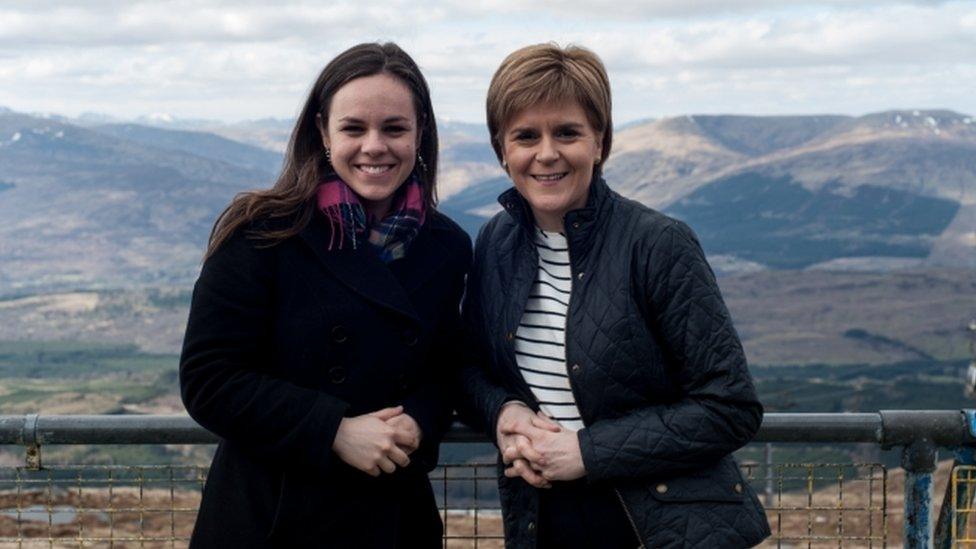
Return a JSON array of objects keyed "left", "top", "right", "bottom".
[{"left": 316, "top": 175, "right": 427, "bottom": 263}]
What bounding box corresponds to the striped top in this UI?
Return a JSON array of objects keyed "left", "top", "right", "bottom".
[{"left": 514, "top": 228, "right": 584, "bottom": 432}]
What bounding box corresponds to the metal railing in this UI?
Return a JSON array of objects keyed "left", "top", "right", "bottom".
[{"left": 0, "top": 411, "right": 973, "bottom": 548}]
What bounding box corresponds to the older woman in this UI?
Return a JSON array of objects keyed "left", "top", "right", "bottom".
[
  {"left": 180, "top": 43, "right": 469, "bottom": 548},
  {"left": 458, "top": 44, "right": 770, "bottom": 548}
]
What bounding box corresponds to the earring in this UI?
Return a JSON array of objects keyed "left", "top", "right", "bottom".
[
  {"left": 324, "top": 147, "right": 332, "bottom": 164},
  {"left": 501, "top": 159, "right": 508, "bottom": 168},
  {"left": 416, "top": 151, "right": 428, "bottom": 173}
]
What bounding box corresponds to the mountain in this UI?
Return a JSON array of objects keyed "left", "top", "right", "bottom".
[
  {"left": 2, "top": 108, "right": 974, "bottom": 296},
  {"left": 0, "top": 109, "right": 507, "bottom": 295},
  {"left": 4, "top": 268, "right": 972, "bottom": 366},
  {"left": 438, "top": 176, "right": 510, "bottom": 236},
  {"left": 445, "top": 109, "right": 976, "bottom": 271},
  {"left": 0, "top": 111, "right": 274, "bottom": 295},
  {"left": 91, "top": 123, "right": 283, "bottom": 176}
]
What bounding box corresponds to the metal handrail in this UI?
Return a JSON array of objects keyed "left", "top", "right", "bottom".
[
  {"left": 0, "top": 410, "right": 968, "bottom": 446},
  {"left": 0, "top": 411, "right": 973, "bottom": 549}
]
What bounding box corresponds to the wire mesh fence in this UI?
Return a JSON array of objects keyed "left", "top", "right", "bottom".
[
  {"left": 952, "top": 465, "right": 976, "bottom": 548},
  {"left": 759, "top": 463, "right": 887, "bottom": 548},
  {"left": 0, "top": 456, "right": 893, "bottom": 548},
  {"left": 0, "top": 465, "right": 205, "bottom": 548}
]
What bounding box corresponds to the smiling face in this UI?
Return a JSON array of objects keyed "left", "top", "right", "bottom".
[
  {"left": 501, "top": 100, "right": 603, "bottom": 231},
  {"left": 319, "top": 72, "right": 418, "bottom": 219}
]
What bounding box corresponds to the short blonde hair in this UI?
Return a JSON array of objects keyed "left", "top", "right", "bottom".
[{"left": 486, "top": 43, "right": 612, "bottom": 168}]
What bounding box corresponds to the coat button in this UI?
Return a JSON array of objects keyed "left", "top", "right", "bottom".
[
  {"left": 402, "top": 329, "right": 418, "bottom": 346},
  {"left": 655, "top": 483, "right": 668, "bottom": 494},
  {"left": 396, "top": 373, "right": 410, "bottom": 391},
  {"left": 527, "top": 521, "right": 536, "bottom": 532},
  {"left": 734, "top": 483, "right": 743, "bottom": 494},
  {"left": 506, "top": 331, "right": 514, "bottom": 342},
  {"left": 571, "top": 363, "right": 581, "bottom": 374},
  {"left": 577, "top": 272, "right": 584, "bottom": 280},
  {"left": 330, "top": 325, "right": 348, "bottom": 343},
  {"left": 328, "top": 366, "right": 346, "bottom": 384},
  {"left": 572, "top": 221, "right": 580, "bottom": 229}
]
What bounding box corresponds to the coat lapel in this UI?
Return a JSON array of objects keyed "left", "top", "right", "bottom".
[
  {"left": 299, "top": 214, "right": 420, "bottom": 323},
  {"left": 386, "top": 222, "right": 449, "bottom": 294}
]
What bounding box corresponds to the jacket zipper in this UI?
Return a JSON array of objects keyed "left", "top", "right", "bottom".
[
  {"left": 613, "top": 488, "right": 646, "bottom": 548},
  {"left": 563, "top": 226, "right": 645, "bottom": 549}
]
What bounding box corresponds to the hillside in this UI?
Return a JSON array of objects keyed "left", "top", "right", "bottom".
[
  {"left": 0, "top": 113, "right": 277, "bottom": 295},
  {"left": 0, "top": 111, "right": 502, "bottom": 295},
  {"left": 2, "top": 269, "right": 972, "bottom": 366},
  {"left": 445, "top": 109, "right": 976, "bottom": 271},
  {"left": 2, "top": 108, "right": 975, "bottom": 296}
]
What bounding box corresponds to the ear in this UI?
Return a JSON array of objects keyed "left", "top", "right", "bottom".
[
  {"left": 593, "top": 131, "right": 605, "bottom": 164},
  {"left": 315, "top": 113, "right": 330, "bottom": 149}
]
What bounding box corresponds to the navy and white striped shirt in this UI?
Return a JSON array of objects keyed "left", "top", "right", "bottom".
[{"left": 514, "top": 228, "right": 584, "bottom": 432}]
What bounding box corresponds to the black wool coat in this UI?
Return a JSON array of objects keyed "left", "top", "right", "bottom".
[
  {"left": 458, "top": 177, "right": 771, "bottom": 548},
  {"left": 180, "top": 210, "right": 471, "bottom": 548}
]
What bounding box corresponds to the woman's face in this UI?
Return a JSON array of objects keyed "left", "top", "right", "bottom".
[
  {"left": 501, "top": 101, "right": 603, "bottom": 231},
  {"left": 320, "top": 72, "right": 418, "bottom": 218}
]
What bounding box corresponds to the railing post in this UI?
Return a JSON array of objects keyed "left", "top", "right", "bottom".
[
  {"left": 763, "top": 443, "right": 774, "bottom": 508},
  {"left": 902, "top": 438, "right": 937, "bottom": 548},
  {"left": 22, "top": 413, "right": 41, "bottom": 470},
  {"left": 934, "top": 409, "right": 976, "bottom": 547}
]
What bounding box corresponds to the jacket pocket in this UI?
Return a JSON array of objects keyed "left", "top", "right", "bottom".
[{"left": 647, "top": 457, "right": 746, "bottom": 503}]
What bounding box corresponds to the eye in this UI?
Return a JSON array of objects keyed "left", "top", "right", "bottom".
[
  {"left": 513, "top": 130, "right": 538, "bottom": 142},
  {"left": 384, "top": 124, "right": 409, "bottom": 135},
  {"left": 556, "top": 127, "right": 581, "bottom": 139},
  {"left": 340, "top": 124, "right": 364, "bottom": 134}
]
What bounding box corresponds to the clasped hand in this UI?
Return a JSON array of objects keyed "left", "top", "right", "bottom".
[
  {"left": 495, "top": 403, "right": 586, "bottom": 488},
  {"left": 332, "top": 405, "right": 422, "bottom": 477}
]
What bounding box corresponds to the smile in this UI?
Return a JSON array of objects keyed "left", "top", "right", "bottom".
[
  {"left": 356, "top": 164, "right": 395, "bottom": 175},
  {"left": 532, "top": 173, "right": 567, "bottom": 182}
]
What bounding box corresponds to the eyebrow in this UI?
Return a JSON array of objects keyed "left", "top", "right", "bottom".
[
  {"left": 508, "top": 121, "right": 585, "bottom": 134},
  {"left": 337, "top": 116, "right": 412, "bottom": 124}
]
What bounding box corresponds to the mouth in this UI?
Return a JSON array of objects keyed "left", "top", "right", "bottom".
[
  {"left": 531, "top": 172, "right": 568, "bottom": 182},
  {"left": 355, "top": 164, "right": 396, "bottom": 175}
]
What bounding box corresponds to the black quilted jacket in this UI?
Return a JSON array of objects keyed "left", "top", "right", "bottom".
[{"left": 458, "top": 176, "right": 771, "bottom": 548}]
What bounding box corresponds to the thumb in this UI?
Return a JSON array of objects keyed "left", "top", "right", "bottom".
[
  {"left": 532, "top": 412, "right": 561, "bottom": 432},
  {"left": 368, "top": 405, "right": 404, "bottom": 421}
]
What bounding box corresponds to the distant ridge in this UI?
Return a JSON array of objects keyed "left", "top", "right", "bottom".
[
  {"left": 0, "top": 107, "right": 973, "bottom": 295},
  {"left": 446, "top": 109, "right": 976, "bottom": 272}
]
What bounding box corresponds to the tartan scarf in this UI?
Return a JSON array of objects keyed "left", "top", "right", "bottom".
[{"left": 315, "top": 175, "right": 427, "bottom": 263}]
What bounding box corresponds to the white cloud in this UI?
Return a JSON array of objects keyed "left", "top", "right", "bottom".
[{"left": 0, "top": 0, "right": 973, "bottom": 122}]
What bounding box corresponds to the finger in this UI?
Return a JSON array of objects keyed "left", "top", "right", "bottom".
[
  {"left": 515, "top": 436, "right": 546, "bottom": 466},
  {"left": 393, "top": 432, "right": 419, "bottom": 452},
  {"left": 388, "top": 446, "right": 411, "bottom": 469},
  {"left": 367, "top": 466, "right": 381, "bottom": 477},
  {"left": 502, "top": 445, "right": 520, "bottom": 465},
  {"left": 377, "top": 456, "right": 397, "bottom": 475},
  {"left": 368, "top": 406, "right": 404, "bottom": 421},
  {"left": 396, "top": 443, "right": 415, "bottom": 455},
  {"left": 512, "top": 460, "right": 550, "bottom": 489},
  {"left": 506, "top": 422, "right": 555, "bottom": 441},
  {"left": 531, "top": 413, "right": 562, "bottom": 432}
]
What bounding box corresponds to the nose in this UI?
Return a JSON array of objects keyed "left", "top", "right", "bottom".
[
  {"left": 361, "top": 130, "right": 388, "bottom": 155},
  {"left": 536, "top": 135, "right": 559, "bottom": 163}
]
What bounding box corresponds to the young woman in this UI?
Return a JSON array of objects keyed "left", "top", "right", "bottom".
[
  {"left": 180, "top": 42, "right": 470, "bottom": 548},
  {"left": 458, "top": 43, "right": 771, "bottom": 548}
]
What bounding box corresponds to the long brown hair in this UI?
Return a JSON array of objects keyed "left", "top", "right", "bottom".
[{"left": 205, "top": 42, "right": 439, "bottom": 259}]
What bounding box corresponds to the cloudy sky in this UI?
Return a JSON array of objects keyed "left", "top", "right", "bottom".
[{"left": 1, "top": 0, "right": 974, "bottom": 124}]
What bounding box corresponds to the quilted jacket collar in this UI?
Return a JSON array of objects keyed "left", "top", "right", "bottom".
[{"left": 496, "top": 173, "right": 613, "bottom": 250}]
